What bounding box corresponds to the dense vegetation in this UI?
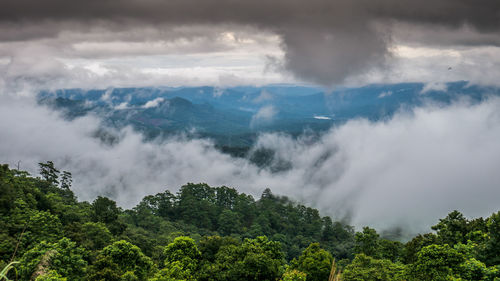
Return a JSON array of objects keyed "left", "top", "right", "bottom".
[{"left": 1, "top": 162, "right": 500, "bottom": 280}]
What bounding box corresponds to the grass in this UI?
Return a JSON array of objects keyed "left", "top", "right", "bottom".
[{"left": 0, "top": 261, "right": 19, "bottom": 281}]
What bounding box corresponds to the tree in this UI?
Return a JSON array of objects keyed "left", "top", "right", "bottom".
[
  {"left": 282, "top": 269, "right": 307, "bottom": 281},
  {"left": 18, "top": 237, "right": 87, "bottom": 281},
  {"left": 66, "top": 222, "right": 113, "bottom": 251},
  {"left": 138, "top": 190, "right": 176, "bottom": 218},
  {"left": 405, "top": 244, "right": 464, "bottom": 281},
  {"left": 379, "top": 239, "right": 403, "bottom": 262},
  {"left": 91, "top": 196, "right": 119, "bottom": 224},
  {"left": 212, "top": 236, "right": 285, "bottom": 281},
  {"left": 218, "top": 209, "right": 241, "bottom": 236},
  {"left": 91, "top": 196, "right": 125, "bottom": 235},
  {"left": 177, "top": 183, "right": 217, "bottom": 229},
  {"left": 24, "top": 211, "right": 63, "bottom": 246},
  {"left": 402, "top": 233, "right": 438, "bottom": 264},
  {"left": 431, "top": 210, "right": 468, "bottom": 246},
  {"left": 199, "top": 235, "right": 239, "bottom": 263},
  {"left": 354, "top": 227, "right": 380, "bottom": 258},
  {"left": 164, "top": 236, "right": 202, "bottom": 266},
  {"left": 153, "top": 236, "right": 202, "bottom": 281},
  {"left": 0, "top": 165, "right": 17, "bottom": 215},
  {"left": 59, "top": 171, "right": 72, "bottom": 190},
  {"left": 342, "top": 254, "right": 405, "bottom": 281},
  {"left": 481, "top": 211, "right": 500, "bottom": 266},
  {"left": 216, "top": 186, "right": 239, "bottom": 210},
  {"left": 38, "top": 161, "right": 60, "bottom": 185},
  {"left": 292, "top": 243, "right": 333, "bottom": 281},
  {"left": 87, "top": 240, "right": 155, "bottom": 281}
]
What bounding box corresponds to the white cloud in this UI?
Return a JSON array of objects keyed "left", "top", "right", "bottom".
[
  {"left": 250, "top": 105, "right": 277, "bottom": 128},
  {"left": 378, "top": 91, "right": 393, "bottom": 98},
  {"left": 115, "top": 102, "right": 129, "bottom": 110},
  {"left": 0, "top": 74, "right": 500, "bottom": 234},
  {"left": 313, "top": 115, "right": 332, "bottom": 120},
  {"left": 253, "top": 90, "right": 273, "bottom": 103},
  {"left": 142, "top": 97, "right": 165, "bottom": 108},
  {"left": 421, "top": 82, "right": 448, "bottom": 94},
  {"left": 2, "top": 88, "right": 500, "bottom": 236}
]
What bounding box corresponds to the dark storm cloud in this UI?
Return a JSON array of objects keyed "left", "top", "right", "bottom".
[{"left": 0, "top": 0, "right": 499, "bottom": 85}]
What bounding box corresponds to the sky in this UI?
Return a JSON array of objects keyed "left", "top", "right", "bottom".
[
  {"left": 1, "top": 0, "right": 500, "bottom": 88},
  {"left": 1, "top": 0, "right": 500, "bottom": 234}
]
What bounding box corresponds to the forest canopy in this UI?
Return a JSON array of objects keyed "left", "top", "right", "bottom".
[{"left": 1, "top": 162, "right": 500, "bottom": 280}]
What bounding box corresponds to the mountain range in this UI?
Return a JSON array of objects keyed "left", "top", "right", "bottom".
[{"left": 39, "top": 81, "right": 500, "bottom": 149}]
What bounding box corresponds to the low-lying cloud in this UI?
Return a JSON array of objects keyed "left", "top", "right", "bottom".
[
  {"left": 142, "top": 97, "right": 165, "bottom": 109},
  {"left": 2, "top": 89, "right": 500, "bottom": 235},
  {"left": 250, "top": 105, "right": 277, "bottom": 128}
]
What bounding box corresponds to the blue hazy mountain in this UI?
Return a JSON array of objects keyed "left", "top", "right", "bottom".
[{"left": 39, "top": 81, "right": 500, "bottom": 147}]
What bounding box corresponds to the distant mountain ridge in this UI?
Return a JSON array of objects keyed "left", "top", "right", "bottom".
[{"left": 39, "top": 81, "right": 500, "bottom": 148}]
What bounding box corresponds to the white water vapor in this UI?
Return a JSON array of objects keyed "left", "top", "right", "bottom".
[{"left": 2, "top": 87, "right": 500, "bottom": 234}]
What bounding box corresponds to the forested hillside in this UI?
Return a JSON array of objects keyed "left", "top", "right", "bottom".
[{"left": 1, "top": 162, "right": 500, "bottom": 280}]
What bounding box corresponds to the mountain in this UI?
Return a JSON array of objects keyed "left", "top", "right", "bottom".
[{"left": 39, "top": 81, "right": 500, "bottom": 148}]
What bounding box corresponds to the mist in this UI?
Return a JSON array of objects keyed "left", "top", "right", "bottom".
[{"left": 2, "top": 88, "right": 500, "bottom": 235}]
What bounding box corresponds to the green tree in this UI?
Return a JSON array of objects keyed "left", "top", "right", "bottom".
[
  {"left": 292, "top": 243, "right": 333, "bottom": 281},
  {"left": 18, "top": 237, "right": 87, "bottom": 281},
  {"left": 342, "top": 254, "right": 405, "bottom": 281},
  {"left": 65, "top": 222, "right": 113, "bottom": 252},
  {"left": 0, "top": 164, "right": 17, "bottom": 215},
  {"left": 164, "top": 236, "right": 202, "bottom": 268},
  {"left": 402, "top": 233, "right": 438, "bottom": 264},
  {"left": 87, "top": 240, "right": 155, "bottom": 281},
  {"left": 379, "top": 239, "right": 403, "bottom": 262},
  {"left": 38, "top": 161, "right": 60, "bottom": 185},
  {"left": 354, "top": 227, "right": 380, "bottom": 258},
  {"left": 177, "top": 183, "right": 217, "bottom": 229},
  {"left": 199, "top": 236, "right": 239, "bottom": 263},
  {"left": 213, "top": 236, "right": 285, "bottom": 281},
  {"left": 431, "top": 210, "right": 468, "bottom": 246},
  {"left": 151, "top": 236, "right": 202, "bottom": 281},
  {"left": 282, "top": 269, "right": 307, "bottom": 281},
  {"left": 218, "top": 210, "right": 241, "bottom": 236},
  {"left": 91, "top": 196, "right": 126, "bottom": 235},
  {"left": 91, "top": 196, "right": 120, "bottom": 224},
  {"left": 59, "top": 171, "right": 72, "bottom": 190},
  {"left": 138, "top": 190, "right": 176, "bottom": 219},
  {"left": 481, "top": 211, "right": 500, "bottom": 266},
  {"left": 23, "top": 211, "right": 63, "bottom": 246},
  {"left": 405, "top": 244, "right": 465, "bottom": 281}
]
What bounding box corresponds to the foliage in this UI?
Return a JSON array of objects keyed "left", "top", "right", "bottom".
[
  {"left": 18, "top": 237, "right": 87, "bottom": 280},
  {"left": 282, "top": 269, "right": 307, "bottom": 281},
  {"left": 292, "top": 243, "right": 333, "bottom": 281},
  {"left": 38, "top": 161, "right": 60, "bottom": 185},
  {"left": 405, "top": 244, "right": 465, "bottom": 281},
  {"left": 87, "top": 240, "right": 155, "bottom": 280},
  {"left": 431, "top": 210, "right": 469, "bottom": 246},
  {"left": 206, "top": 236, "right": 285, "bottom": 281},
  {"left": 481, "top": 211, "right": 500, "bottom": 266},
  {"left": 3, "top": 163, "right": 500, "bottom": 281},
  {"left": 342, "top": 254, "right": 405, "bottom": 281},
  {"left": 354, "top": 227, "right": 380, "bottom": 258}
]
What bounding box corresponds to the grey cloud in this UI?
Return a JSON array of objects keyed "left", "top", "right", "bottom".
[
  {"left": 0, "top": 0, "right": 498, "bottom": 85},
  {"left": 280, "top": 26, "right": 390, "bottom": 85},
  {"left": 390, "top": 22, "right": 500, "bottom": 47}
]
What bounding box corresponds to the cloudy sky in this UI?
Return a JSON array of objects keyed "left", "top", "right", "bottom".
[
  {"left": 1, "top": 0, "right": 500, "bottom": 234},
  {"left": 1, "top": 0, "right": 500, "bottom": 88}
]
